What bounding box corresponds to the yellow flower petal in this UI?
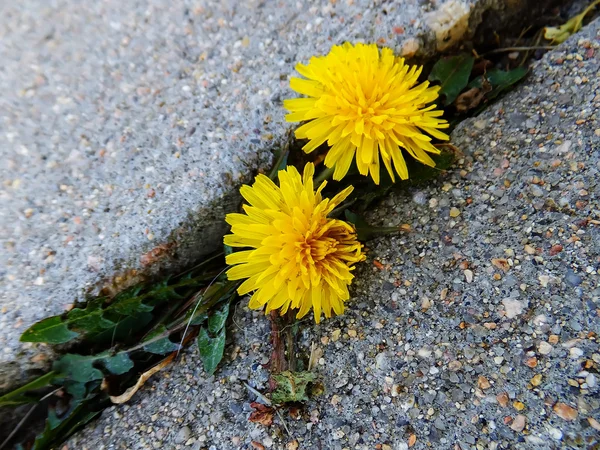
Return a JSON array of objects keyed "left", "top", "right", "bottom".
[
  {"left": 224, "top": 163, "right": 365, "bottom": 323},
  {"left": 285, "top": 42, "right": 449, "bottom": 184}
]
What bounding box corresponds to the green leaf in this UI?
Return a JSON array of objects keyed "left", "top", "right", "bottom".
[
  {"left": 20, "top": 266, "right": 221, "bottom": 344},
  {"left": 32, "top": 400, "right": 101, "bottom": 450},
  {"left": 52, "top": 352, "right": 133, "bottom": 382},
  {"left": 67, "top": 298, "right": 115, "bottom": 334},
  {"left": 271, "top": 371, "right": 317, "bottom": 404},
  {"left": 184, "top": 280, "right": 238, "bottom": 326},
  {"left": 64, "top": 381, "right": 87, "bottom": 400},
  {"left": 110, "top": 294, "right": 154, "bottom": 315},
  {"left": 143, "top": 325, "right": 180, "bottom": 355},
  {"left": 208, "top": 302, "right": 230, "bottom": 334},
  {"left": 22, "top": 295, "right": 146, "bottom": 345},
  {"left": 21, "top": 291, "right": 152, "bottom": 345},
  {"left": 101, "top": 353, "right": 134, "bottom": 375},
  {"left": 0, "top": 371, "right": 58, "bottom": 406},
  {"left": 20, "top": 316, "right": 79, "bottom": 344},
  {"left": 88, "top": 311, "right": 153, "bottom": 344},
  {"left": 469, "top": 67, "right": 528, "bottom": 101},
  {"left": 53, "top": 354, "right": 104, "bottom": 383},
  {"left": 190, "top": 311, "right": 208, "bottom": 326},
  {"left": 344, "top": 210, "right": 401, "bottom": 242},
  {"left": 197, "top": 327, "right": 226, "bottom": 375},
  {"left": 144, "top": 278, "right": 187, "bottom": 303},
  {"left": 429, "top": 54, "right": 474, "bottom": 105}
]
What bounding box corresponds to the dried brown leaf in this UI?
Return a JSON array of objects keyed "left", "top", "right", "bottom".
[
  {"left": 249, "top": 402, "right": 275, "bottom": 426},
  {"left": 454, "top": 87, "right": 486, "bottom": 113},
  {"left": 110, "top": 354, "right": 174, "bottom": 404}
]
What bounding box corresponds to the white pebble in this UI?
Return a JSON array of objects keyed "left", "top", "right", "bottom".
[
  {"left": 586, "top": 374, "right": 597, "bottom": 388},
  {"left": 570, "top": 347, "right": 584, "bottom": 359},
  {"left": 548, "top": 427, "right": 563, "bottom": 440},
  {"left": 418, "top": 348, "right": 432, "bottom": 358},
  {"left": 332, "top": 430, "right": 344, "bottom": 440},
  {"left": 412, "top": 191, "right": 427, "bottom": 205},
  {"left": 538, "top": 341, "right": 553, "bottom": 355},
  {"left": 464, "top": 269, "right": 473, "bottom": 283},
  {"left": 502, "top": 298, "right": 525, "bottom": 319},
  {"left": 532, "top": 314, "right": 548, "bottom": 327}
]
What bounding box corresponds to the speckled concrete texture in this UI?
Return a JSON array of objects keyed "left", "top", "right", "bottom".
[
  {"left": 0, "top": 0, "right": 547, "bottom": 390},
  {"left": 67, "top": 18, "right": 600, "bottom": 450}
]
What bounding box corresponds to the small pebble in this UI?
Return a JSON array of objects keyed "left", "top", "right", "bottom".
[
  {"left": 570, "top": 348, "right": 583, "bottom": 359},
  {"left": 530, "top": 374, "right": 543, "bottom": 387},
  {"left": 548, "top": 427, "right": 563, "bottom": 440},
  {"left": 464, "top": 269, "right": 473, "bottom": 283},
  {"left": 497, "top": 392, "right": 509, "bottom": 407},
  {"left": 538, "top": 341, "right": 553, "bottom": 355},
  {"left": 502, "top": 299, "right": 525, "bottom": 319},
  {"left": 510, "top": 415, "right": 526, "bottom": 432},
  {"left": 513, "top": 401, "right": 525, "bottom": 411},
  {"left": 588, "top": 418, "right": 600, "bottom": 431},
  {"left": 553, "top": 403, "right": 578, "bottom": 421},
  {"left": 174, "top": 426, "right": 191, "bottom": 444},
  {"left": 478, "top": 376, "right": 491, "bottom": 390}
]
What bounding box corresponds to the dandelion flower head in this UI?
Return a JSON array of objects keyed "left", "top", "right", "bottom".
[
  {"left": 284, "top": 42, "right": 449, "bottom": 184},
  {"left": 224, "top": 163, "right": 365, "bottom": 323}
]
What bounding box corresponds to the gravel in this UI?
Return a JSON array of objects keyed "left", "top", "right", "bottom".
[
  {"left": 68, "top": 17, "right": 600, "bottom": 450},
  {"left": 0, "top": 0, "right": 549, "bottom": 392}
]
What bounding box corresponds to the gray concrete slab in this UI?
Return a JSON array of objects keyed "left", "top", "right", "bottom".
[
  {"left": 0, "top": 0, "right": 545, "bottom": 389},
  {"left": 67, "top": 17, "right": 600, "bottom": 450}
]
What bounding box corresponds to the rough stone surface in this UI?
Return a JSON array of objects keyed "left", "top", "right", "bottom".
[
  {"left": 0, "top": 0, "right": 551, "bottom": 390},
  {"left": 68, "top": 18, "right": 600, "bottom": 450}
]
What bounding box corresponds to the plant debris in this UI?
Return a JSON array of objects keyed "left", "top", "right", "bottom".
[
  {"left": 109, "top": 354, "right": 174, "bottom": 404},
  {"left": 271, "top": 371, "right": 317, "bottom": 404},
  {"left": 248, "top": 402, "right": 276, "bottom": 426},
  {"left": 544, "top": 0, "right": 600, "bottom": 43},
  {"left": 5, "top": 261, "right": 239, "bottom": 449}
]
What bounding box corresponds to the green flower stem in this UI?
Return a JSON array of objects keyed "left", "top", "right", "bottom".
[{"left": 314, "top": 165, "right": 335, "bottom": 184}]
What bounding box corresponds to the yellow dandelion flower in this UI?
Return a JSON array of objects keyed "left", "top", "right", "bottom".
[
  {"left": 224, "top": 163, "right": 365, "bottom": 323},
  {"left": 284, "top": 42, "right": 449, "bottom": 184}
]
